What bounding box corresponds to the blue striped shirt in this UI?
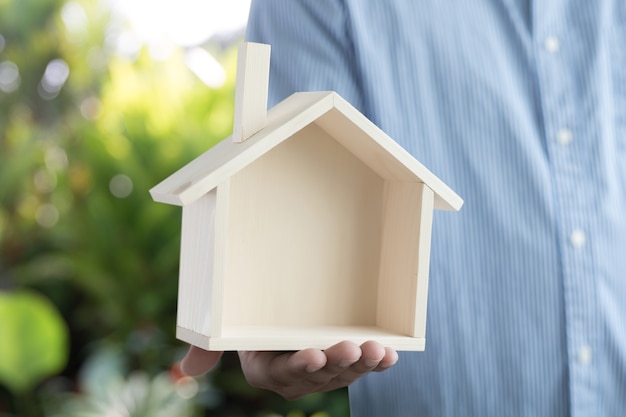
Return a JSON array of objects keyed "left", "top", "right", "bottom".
[{"left": 246, "top": 1, "right": 626, "bottom": 415}]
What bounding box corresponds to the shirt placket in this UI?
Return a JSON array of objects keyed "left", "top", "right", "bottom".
[{"left": 533, "top": 1, "right": 601, "bottom": 415}]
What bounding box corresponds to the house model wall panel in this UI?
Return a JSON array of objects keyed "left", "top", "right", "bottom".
[
  {"left": 376, "top": 181, "right": 434, "bottom": 337},
  {"left": 177, "top": 190, "right": 216, "bottom": 336},
  {"left": 222, "top": 122, "right": 384, "bottom": 328}
]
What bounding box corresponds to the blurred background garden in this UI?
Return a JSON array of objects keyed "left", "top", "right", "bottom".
[{"left": 0, "top": 0, "right": 349, "bottom": 415}]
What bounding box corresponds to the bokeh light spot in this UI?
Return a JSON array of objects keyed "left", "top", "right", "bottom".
[
  {"left": 109, "top": 174, "right": 133, "bottom": 198},
  {"left": 45, "top": 147, "right": 69, "bottom": 172},
  {"left": 39, "top": 59, "right": 70, "bottom": 100},
  {"left": 175, "top": 376, "right": 199, "bottom": 399},
  {"left": 80, "top": 96, "right": 104, "bottom": 120},
  {"left": 36, "top": 204, "right": 60, "bottom": 228},
  {"left": 34, "top": 170, "right": 58, "bottom": 193},
  {"left": 0, "top": 61, "right": 20, "bottom": 93},
  {"left": 61, "top": 1, "right": 88, "bottom": 43},
  {"left": 185, "top": 47, "right": 226, "bottom": 88}
]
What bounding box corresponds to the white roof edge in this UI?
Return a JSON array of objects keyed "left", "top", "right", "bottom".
[
  {"left": 151, "top": 90, "right": 463, "bottom": 212},
  {"left": 150, "top": 91, "right": 336, "bottom": 206},
  {"left": 330, "top": 94, "right": 463, "bottom": 211}
]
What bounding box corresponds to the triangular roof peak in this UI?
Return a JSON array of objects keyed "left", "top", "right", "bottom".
[{"left": 150, "top": 90, "right": 463, "bottom": 211}]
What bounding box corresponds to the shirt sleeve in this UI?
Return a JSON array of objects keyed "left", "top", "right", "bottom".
[{"left": 245, "top": 0, "right": 366, "bottom": 112}]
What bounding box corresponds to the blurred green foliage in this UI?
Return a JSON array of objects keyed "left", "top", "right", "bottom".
[
  {"left": 0, "top": 291, "right": 68, "bottom": 394},
  {"left": 0, "top": 0, "right": 349, "bottom": 416}
]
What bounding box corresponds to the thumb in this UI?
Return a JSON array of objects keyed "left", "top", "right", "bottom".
[{"left": 180, "top": 345, "right": 224, "bottom": 376}]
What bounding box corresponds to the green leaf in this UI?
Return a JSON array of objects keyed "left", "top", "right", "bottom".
[{"left": 0, "top": 290, "right": 69, "bottom": 393}]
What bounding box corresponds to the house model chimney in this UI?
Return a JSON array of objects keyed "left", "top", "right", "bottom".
[{"left": 231, "top": 42, "right": 271, "bottom": 143}]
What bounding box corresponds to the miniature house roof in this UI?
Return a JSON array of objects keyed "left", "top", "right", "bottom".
[{"left": 150, "top": 86, "right": 463, "bottom": 212}]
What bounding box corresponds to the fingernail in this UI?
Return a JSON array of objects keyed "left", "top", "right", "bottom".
[
  {"left": 305, "top": 364, "right": 323, "bottom": 373},
  {"left": 365, "top": 359, "right": 379, "bottom": 367},
  {"left": 338, "top": 359, "right": 354, "bottom": 368}
]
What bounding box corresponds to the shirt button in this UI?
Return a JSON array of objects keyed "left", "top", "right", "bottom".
[
  {"left": 569, "top": 229, "right": 586, "bottom": 248},
  {"left": 556, "top": 128, "right": 573, "bottom": 146},
  {"left": 578, "top": 345, "right": 592, "bottom": 365},
  {"left": 544, "top": 36, "right": 560, "bottom": 53}
]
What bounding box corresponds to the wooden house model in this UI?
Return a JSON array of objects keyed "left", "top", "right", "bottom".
[{"left": 150, "top": 43, "right": 463, "bottom": 351}]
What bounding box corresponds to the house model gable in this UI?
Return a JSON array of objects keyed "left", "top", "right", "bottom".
[{"left": 150, "top": 42, "right": 463, "bottom": 351}]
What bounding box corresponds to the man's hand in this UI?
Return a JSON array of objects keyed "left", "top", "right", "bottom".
[
  {"left": 180, "top": 341, "right": 398, "bottom": 400},
  {"left": 180, "top": 346, "right": 224, "bottom": 376}
]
